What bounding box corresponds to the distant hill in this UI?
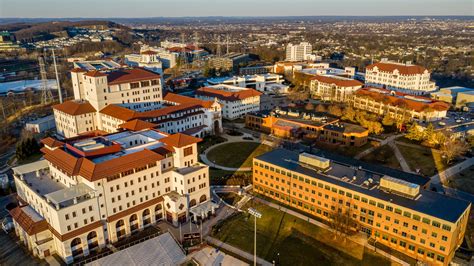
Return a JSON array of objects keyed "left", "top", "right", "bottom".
[{"left": 0, "top": 20, "right": 128, "bottom": 43}]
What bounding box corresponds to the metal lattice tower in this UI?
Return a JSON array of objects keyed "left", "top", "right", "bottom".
[
  {"left": 180, "top": 32, "right": 187, "bottom": 66},
  {"left": 216, "top": 35, "right": 222, "bottom": 57},
  {"left": 226, "top": 34, "right": 229, "bottom": 54},
  {"left": 193, "top": 32, "right": 201, "bottom": 62},
  {"left": 38, "top": 56, "right": 53, "bottom": 105}
]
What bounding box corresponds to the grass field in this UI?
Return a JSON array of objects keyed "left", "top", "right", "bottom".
[
  {"left": 445, "top": 165, "right": 474, "bottom": 195},
  {"left": 396, "top": 144, "right": 446, "bottom": 176},
  {"left": 206, "top": 142, "right": 272, "bottom": 169},
  {"left": 212, "top": 201, "right": 392, "bottom": 266},
  {"left": 312, "top": 141, "right": 373, "bottom": 158},
  {"left": 361, "top": 145, "right": 401, "bottom": 170}
]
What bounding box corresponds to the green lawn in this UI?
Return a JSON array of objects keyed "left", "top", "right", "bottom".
[
  {"left": 396, "top": 144, "right": 446, "bottom": 176},
  {"left": 212, "top": 201, "right": 392, "bottom": 266},
  {"left": 444, "top": 165, "right": 474, "bottom": 195},
  {"left": 198, "top": 135, "right": 228, "bottom": 153},
  {"left": 206, "top": 142, "right": 273, "bottom": 169},
  {"left": 312, "top": 141, "right": 373, "bottom": 158},
  {"left": 361, "top": 145, "right": 401, "bottom": 170}
]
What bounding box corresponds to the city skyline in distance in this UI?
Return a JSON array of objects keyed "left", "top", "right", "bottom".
[{"left": 1, "top": 0, "right": 473, "bottom": 18}]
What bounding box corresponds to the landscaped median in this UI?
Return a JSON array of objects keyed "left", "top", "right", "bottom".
[{"left": 211, "top": 200, "right": 392, "bottom": 266}]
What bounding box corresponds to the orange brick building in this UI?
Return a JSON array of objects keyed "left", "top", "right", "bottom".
[
  {"left": 246, "top": 109, "right": 368, "bottom": 146},
  {"left": 253, "top": 149, "right": 471, "bottom": 265}
]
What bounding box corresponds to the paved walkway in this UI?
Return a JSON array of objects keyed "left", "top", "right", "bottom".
[
  {"left": 200, "top": 133, "right": 261, "bottom": 171},
  {"left": 354, "top": 134, "right": 403, "bottom": 159},
  {"left": 388, "top": 142, "right": 413, "bottom": 173},
  {"left": 206, "top": 236, "right": 272, "bottom": 266}
]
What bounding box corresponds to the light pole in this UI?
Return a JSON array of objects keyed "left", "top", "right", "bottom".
[{"left": 248, "top": 207, "right": 262, "bottom": 266}]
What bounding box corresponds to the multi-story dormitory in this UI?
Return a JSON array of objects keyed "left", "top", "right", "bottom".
[
  {"left": 253, "top": 149, "right": 470, "bottom": 265},
  {"left": 53, "top": 66, "right": 222, "bottom": 139},
  {"left": 10, "top": 128, "right": 217, "bottom": 263}
]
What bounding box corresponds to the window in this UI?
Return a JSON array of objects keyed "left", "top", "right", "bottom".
[
  {"left": 442, "top": 236, "right": 448, "bottom": 241},
  {"left": 442, "top": 224, "right": 451, "bottom": 231},
  {"left": 184, "top": 147, "right": 193, "bottom": 156}
]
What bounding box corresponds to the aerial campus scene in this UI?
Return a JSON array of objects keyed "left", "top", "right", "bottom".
[{"left": 0, "top": 0, "right": 473, "bottom": 265}]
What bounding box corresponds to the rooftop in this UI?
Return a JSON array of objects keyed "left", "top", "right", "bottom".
[
  {"left": 196, "top": 85, "right": 262, "bottom": 101},
  {"left": 355, "top": 87, "right": 450, "bottom": 112},
  {"left": 53, "top": 100, "right": 97, "bottom": 116},
  {"left": 255, "top": 149, "right": 469, "bottom": 223},
  {"left": 366, "top": 61, "right": 427, "bottom": 75}
]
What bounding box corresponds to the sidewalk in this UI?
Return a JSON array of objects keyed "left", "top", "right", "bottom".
[
  {"left": 354, "top": 134, "right": 403, "bottom": 159},
  {"left": 199, "top": 133, "right": 261, "bottom": 171},
  {"left": 388, "top": 142, "right": 413, "bottom": 173},
  {"left": 206, "top": 236, "right": 272, "bottom": 266}
]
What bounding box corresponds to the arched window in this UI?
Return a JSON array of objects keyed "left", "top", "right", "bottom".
[
  {"left": 71, "top": 238, "right": 81, "bottom": 247},
  {"left": 199, "top": 194, "right": 207, "bottom": 203},
  {"left": 129, "top": 214, "right": 138, "bottom": 223},
  {"left": 87, "top": 231, "right": 97, "bottom": 241},
  {"left": 116, "top": 220, "right": 124, "bottom": 228},
  {"left": 189, "top": 199, "right": 197, "bottom": 207}
]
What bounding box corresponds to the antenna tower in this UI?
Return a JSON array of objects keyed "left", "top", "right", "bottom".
[
  {"left": 39, "top": 56, "right": 53, "bottom": 105},
  {"left": 216, "top": 35, "right": 222, "bottom": 57}
]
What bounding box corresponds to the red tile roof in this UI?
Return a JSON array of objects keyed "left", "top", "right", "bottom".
[
  {"left": 164, "top": 92, "right": 215, "bottom": 108},
  {"left": 53, "top": 100, "right": 97, "bottom": 116},
  {"left": 119, "top": 119, "right": 157, "bottom": 131},
  {"left": 41, "top": 137, "right": 64, "bottom": 148},
  {"left": 366, "top": 62, "right": 427, "bottom": 75},
  {"left": 159, "top": 133, "right": 202, "bottom": 148},
  {"left": 141, "top": 50, "right": 158, "bottom": 55},
  {"left": 9, "top": 206, "right": 49, "bottom": 235},
  {"left": 196, "top": 87, "right": 262, "bottom": 101},
  {"left": 42, "top": 146, "right": 164, "bottom": 182},
  {"left": 355, "top": 87, "right": 450, "bottom": 112},
  {"left": 84, "top": 70, "right": 108, "bottom": 77},
  {"left": 70, "top": 68, "right": 87, "bottom": 73},
  {"left": 107, "top": 68, "right": 161, "bottom": 85},
  {"left": 100, "top": 104, "right": 137, "bottom": 121},
  {"left": 311, "top": 75, "right": 363, "bottom": 87}
]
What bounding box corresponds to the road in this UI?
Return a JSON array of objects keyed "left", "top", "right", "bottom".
[{"left": 0, "top": 194, "right": 16, "bottom": 219}]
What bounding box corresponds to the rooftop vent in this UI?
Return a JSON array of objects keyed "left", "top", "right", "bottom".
[
  {"left": 299, "top": 153, "right": 330, "bottom": 170},
  {"left": 380, "top": 176, "right": 420, "bottom": 199}
]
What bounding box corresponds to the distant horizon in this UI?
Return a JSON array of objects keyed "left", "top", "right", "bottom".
[
  {"left": 1, "top": 0, "right": 473, "bottom": 18},
  {"left": 2, "top": 15, "right": 474, "bottom": 19}
]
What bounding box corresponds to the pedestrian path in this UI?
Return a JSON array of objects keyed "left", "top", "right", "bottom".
[
  {"left": 200, "top": 133, "right": 261, "bottom": 171},
  {"left": 206, "top": 236, "right": 272, "bottom": 266},
  {"left": 388, "top": 142, "right": 413, "bottom": 173}
]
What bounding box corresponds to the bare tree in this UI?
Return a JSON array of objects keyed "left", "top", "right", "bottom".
[
  {"left": 328, "top": 198, "right": 358, "bottom": 241},
  {"left": 440, "top": 132, "right": 469, "bottom": 164}
]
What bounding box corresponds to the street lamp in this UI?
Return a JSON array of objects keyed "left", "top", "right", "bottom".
[{"left": 248, "top": 207, "right": 262, "bottom": 266}]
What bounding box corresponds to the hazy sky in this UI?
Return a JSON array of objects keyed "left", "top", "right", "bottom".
[{"left": 1, "top": 0, "right": 473, "bottom": 18}]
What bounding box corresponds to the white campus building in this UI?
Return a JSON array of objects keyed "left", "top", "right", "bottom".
[
  {"left": 196, "top": 84, "right": 262, "bottom": 120},
  {"left": 125, "top": 50, "right": 163, "bottom": 75},
  {"left": 206, "top": 73, "right": 289, "bottom": 94},
  {"left": 140, "top": 45, "right": 179, "bottom": 68},
  {"left": 10, "top": 130, "right": 216, "bottom": 263},
  {"left": 54, "top": 66, "right": 222, "bottom": 139},
  {"left": 365, "top": 60, "right": 437, "bottom": 95},
  {"left": 285, "top": 42, "right": 313, "bottom": 62}
]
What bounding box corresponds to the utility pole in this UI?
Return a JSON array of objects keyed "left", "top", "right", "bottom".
[
  {"left": 248, "top": 208, "right": 262, "bottom": 266},
  {"left": 52, "top": 49, "right": 63, "bottom": 103},
  {"left": 226, "top": 34, "right": 229, "bottom": 54}
]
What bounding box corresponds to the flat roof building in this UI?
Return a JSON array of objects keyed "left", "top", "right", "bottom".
[{"left": 253, "top": 149, "right": 470, "bottom": 265}]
